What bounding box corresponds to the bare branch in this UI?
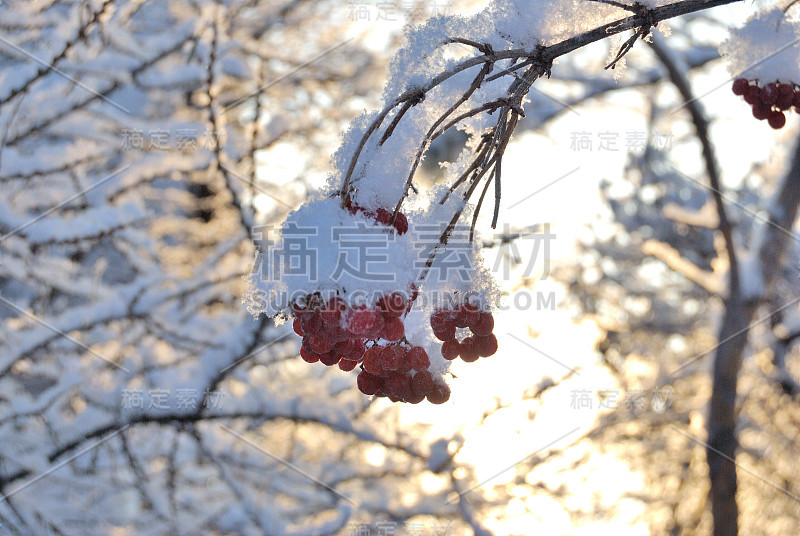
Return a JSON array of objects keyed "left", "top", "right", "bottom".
[
  {"left": 704, "top": 137, "right": 800, "bottom": 536},
  {"left": 648, "top": 35, "right": 739, "bottom": 296}
]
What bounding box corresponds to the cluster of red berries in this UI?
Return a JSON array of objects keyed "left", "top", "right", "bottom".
[
  {"left": 344, "top": 199, "right": 409, "bottom": 235},
  {"left": 289, "top": 199, "right": 501, "bottom": 404},
  {"left": 292, "top": 286, "right": 450, "bottom": 404},
  {"left": 732, "top": 78, "right": 799, "bottom": 129},
  {"left": 431, "top": 303, "right": 498, "bottom": 362},
  {"left": 357, "top": 342, "right": 451, "bottom": 404}
]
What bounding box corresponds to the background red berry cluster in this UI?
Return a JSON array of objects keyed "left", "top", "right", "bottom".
[{"left": 732, "top": 77, "right": 799, "bottom": 129}]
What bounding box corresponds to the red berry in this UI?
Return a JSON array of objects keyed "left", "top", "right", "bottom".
[
  {"left": 407, "top": 346, "right": 430, "bottom": 371},
  {"left": 348, "top": 339, "right": 366, "bottom": 361},
  {"left": 461, "top": 303, "right": 481, "bottom": 328},
  {"left": 321, "top": 297, "right": 346, "bottom": 327},
  {"left": 333, "top": 339, "right": 362, "bottom": 361},
  {"left": 348, "top": 203, "right": 369, "bottom": 217},
  {"left": 426, "top": 382, "right": 451, "bottom": 404},
  {"left": 292, "top": 317, "right": 304, "bottom": 336},
  {"left": 343, "top": 306, "right": 384, "bottom": 337},
  {"left": 381, "top": 346, "right": 403, "bottom": 371},
  {"left": 406, "top": 391, "right": 426, "bottom": 404},
  {"left": 300, "top": 348, "right": 320, "bottom": 363},
  {"left": 411, "top": 370, "right": 435, "bottom": 396},
  {"left": 374, "top": 208, "right": 393, "bottom": 226},
  {"left": 459, "top": 337, "right": 480, "bottom": 362},
  {"left": 323, "top": 324, "right": 349, "bottom": 343},
  {"left": 397, "top": 347, "right": 413, "bottom": 373},
  {"left": 430, "top": 309, "right": 456, "bottom": 331},
  {"left": 333, "top": 338, "right": 353, "bottom": 355},
  {"left": 441, "top": 339, "right": 461, "bottom": 360},
  {"left": 471, "top": 312, "right": 494, "bottom": 337},
  {"left": 338, "top": 359, "right": 358, "bottom": 372},
  {"left": 762, "top": 83, "right": 779, "bottom": 106},
  {"left": 768, "top": 110, "right": 786, "bottom": 129},
  {"left": 744, "top": 85, "right": 761, "bottom": 105},
  {"left": 300, "top": 312, "right": 323, "bottom": 335},
  {"left": 752, "top": 102, "right": 770, "bottom": 121},
  {"left": 393, "top": 212, "right": 408, "bottom": 235},
  {"left": 475, "top": 334, "right": 498, "bottom": 357},
  {"left": 357, "top": 371, "right": 382, "bottom": 395},
  {"left": 388, "top": 373, "right": 412, "bottom": 400},
  {"left": 732, "top": 78, "right": 749, "bottom": 96},
  {"left": 380, "top": 317, "right": 405, "bottom": 342},
  {"left": 777, "top": 83, "right": 794, "bottom": 110},
  {"left": 319, "top": 352, "right": 340, "bottom": 367},
  {"left": 792, "top": 89, "right": 800, "bottom": 110},
  {"left": 433, "top": 324, "right": 456, "bottom": 342},
  {"left": 379, "top": 292, "right": 407, "bottom": 318},
  {"left": 363, "top": 347, "right": 384, "bottom": 375},
  {"left": 308, "top": 335, "right": 334, "bottom": 355}
]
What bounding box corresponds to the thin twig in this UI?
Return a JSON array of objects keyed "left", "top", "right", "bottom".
[
  {"left": 584, "top": 0, "right": 639, "bottom": 12},
  {"left": 392, "top": 62, "right": 492, "bottom": 221},
  {"left": 379, "top": 99, "right": 416, "bottom": 145},
  {"left": 430, "top": 100, "right": 505, "bottom": 143},
  {"left": 470, "top": 173, "right": 493, "bottom": 242},
  {"left": 339, "top": 87, "right": 424, "bottom": 203},
  {"left": 206, "top": 9, "right": 253, "bottom": 240},
  {"left": 439, "top": 137, "right": 493, "bottom": 205},
  {"left": 492, "top": 151, "right": 502, "bottom": 228},
  {"left": 648, "top": 36, "right": 739, "bottom": 295},
  {"left": 445, "top": 37, "right": 494, "bottom": 55},
  {"left": 606, "top": 26, "right": 647, "bottom": 70}
]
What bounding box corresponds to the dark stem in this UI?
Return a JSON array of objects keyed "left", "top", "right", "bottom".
[{"left": 705, "top": 137, "right": 800, "bottom": 536}]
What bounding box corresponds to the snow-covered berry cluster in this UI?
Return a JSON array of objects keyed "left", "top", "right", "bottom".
[
  {"left": 291, "top": 287, "right": 451, "bottom": 404},
  {"left": 244, "top": 191, "right": 500, "bottom": 405},
  {"left": 732, "top": 78, "right": 798, "bottom": 129}
]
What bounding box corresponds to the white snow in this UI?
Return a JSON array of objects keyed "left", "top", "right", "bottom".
[{"left": 720, "top": 7, "right": 800, "bottom": 84}]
